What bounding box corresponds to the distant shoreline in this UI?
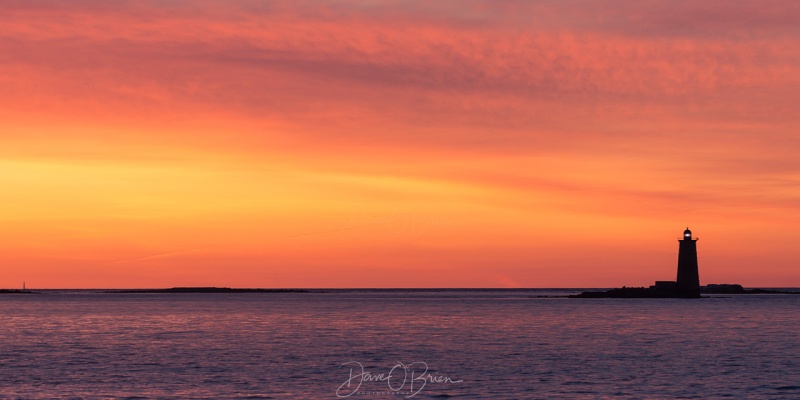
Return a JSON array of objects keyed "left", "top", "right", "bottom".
[{"left": 104, "top": 287, "right": 311, "bottom": 294}]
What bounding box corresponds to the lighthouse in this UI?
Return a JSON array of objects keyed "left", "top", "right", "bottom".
[
  {"left": 574, "top": 227, "right": 708, "bottom": 298},
  {"left": 676, "top": 227, "right": 700, "bottom": 297}
]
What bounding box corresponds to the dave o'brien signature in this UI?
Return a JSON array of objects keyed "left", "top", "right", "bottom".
[{"left": 337, "top": 361, "right": 463, "bottom": 398}]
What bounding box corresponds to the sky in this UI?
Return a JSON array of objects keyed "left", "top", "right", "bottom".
[{"left": 1, "top": 0, "right": 799, "bottom": 288}]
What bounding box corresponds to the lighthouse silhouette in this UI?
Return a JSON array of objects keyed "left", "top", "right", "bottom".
[{"left": 676, "top": 227, "right": 700, "bottom": 296}]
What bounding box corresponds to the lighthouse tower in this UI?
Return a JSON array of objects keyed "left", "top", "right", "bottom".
[{"left": 676, "top": 228, "right": 700, "bottom": 297}]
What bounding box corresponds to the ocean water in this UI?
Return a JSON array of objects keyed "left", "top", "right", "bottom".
[{"left": 1, "top": 289, "right": 799, "bottom": 399}]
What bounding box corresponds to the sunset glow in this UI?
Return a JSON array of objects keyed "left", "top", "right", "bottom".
[{"left": 2, "top": 1, "right": 799, "bottom": 288}]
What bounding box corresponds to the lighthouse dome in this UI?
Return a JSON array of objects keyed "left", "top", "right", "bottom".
[{"left": 683, "top": 228, "right": 692, "bottom": 239}]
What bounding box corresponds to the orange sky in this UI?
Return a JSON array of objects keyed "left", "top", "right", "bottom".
[{"left": 1, "top": 1, "right": 799, "bottom": 288}]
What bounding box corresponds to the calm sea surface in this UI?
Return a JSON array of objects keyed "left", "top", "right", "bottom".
[{"left": 1, "top": 289, "right": 799, "bottom": 399}]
